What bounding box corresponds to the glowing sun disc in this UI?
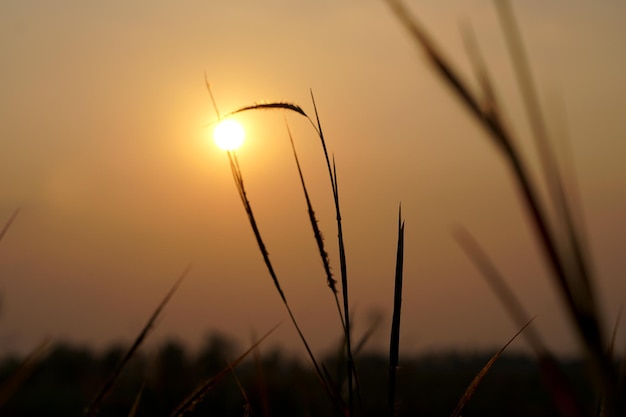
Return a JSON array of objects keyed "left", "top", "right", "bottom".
[{"left": 213, "top": 119, "right": 245, "bottom": 151}]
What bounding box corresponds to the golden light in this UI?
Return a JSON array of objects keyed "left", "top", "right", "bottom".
[{"left": 213, "top": 119, "right": 245, "bottom": 151}]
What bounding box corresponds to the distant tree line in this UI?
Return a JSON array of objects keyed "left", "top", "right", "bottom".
[{"left": 0, "top": 332, "right": 596, "bottom": 417}]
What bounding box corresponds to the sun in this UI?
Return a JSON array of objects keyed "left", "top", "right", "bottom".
[{"left": 213, "top": 119, "right": 245, "bottom": 151}]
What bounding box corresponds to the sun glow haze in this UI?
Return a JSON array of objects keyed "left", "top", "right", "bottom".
[{"left": 213, "top": 119, "right": 245, "bottom": 151}]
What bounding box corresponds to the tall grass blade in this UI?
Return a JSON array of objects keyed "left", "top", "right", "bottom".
[
  {"left": 388, "top": 206, "right": 405, "bottom": 417},
  {"left": 386, "top": 1, "right": 620, "bottom": 412},
  {"left": 169, "top": 324, "right": 279, "bottom": 417},
  {"left": 215, "top": 89, "right": 355, "bottom": 413},
  {"left": 385, "top": 0, "right": 572, "bottom": 310},
  {"left": 385, "top": 0, "right": 577, "bottom": 318},
  {"left": 495, "top": 2, "right": 617, "bottom": 411},
  {"left": 284, "top": 119, "right": 342, "bottom": 319},
  {"left": 494, "top": 0, "right": 594, "bottom": 289},
  {"left": 310, "top": 90, "right": 357, "bottom": 416},
  {"left": 84, "top": 264, "right": 190, "bottom": 417},
  {"left": 0, "top": 208, "right": 20, "bottom": 246},
  {"left": 450, "top": 319, "right": 532, "bottom": 417},
  {"left": 550, "top": 93, "right": 593, "bottom": 281},
  {"left": 495, "top": 0, "right": 599, "bottom": 341},
  {"left": 608, "top": 309, "right": 622, "bottom": 359},
  {"left": 226, "top": 150, "right": 346, "bottom": 415}
]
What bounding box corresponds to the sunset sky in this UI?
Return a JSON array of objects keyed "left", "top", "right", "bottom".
[{"left": 1, "top": 0, "right": 625, "bottom": 359}]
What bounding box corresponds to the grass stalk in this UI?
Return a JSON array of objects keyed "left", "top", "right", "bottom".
[
  {"left": 284, "top": 119, "right": 345, "bottom": 329},
  {"left": 450, "top": 319, "right": 532, "bottom": 417},
  {"left": 494, "top": 0, "right": 596, "bottom": 306},
  {"left": 385, "top": 1, "right": 620, "bottom": 413},
  {"left": 310, "top": 92, "right": 357, "bottom": 416},
  {"left": 222, "top": 95, "right": 358, "bottom": 414},
  {"left": 388, "top": 206, "right": 405, "bottom": 417},
  {"left": 126, "top": 384, "right": 144, "bottom": 417}
]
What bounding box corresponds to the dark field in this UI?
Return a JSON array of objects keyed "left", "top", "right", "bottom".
[{"left": 0, "top": 335, "right": 600, "bottom": 417}]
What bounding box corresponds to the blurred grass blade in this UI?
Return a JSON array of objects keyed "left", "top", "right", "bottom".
[
  {"left": 354, "top": 312, "right": 384, "bottom": 356},
  {"left": 454, "top": 228, "right": 543, "bottom": 349},
  {"left": 85, "top": 264, "right": 190, "bottom": 417},
  {"left": 228, "top": 360, "right": 251, "bottom": 417},
  {"left": 126, "top": 384, "right": 144, "bottom": 417},
  {"left": 495, "top": 0, "right": 597, "bottom": 317},
  {"left": 169, "top": 323, "right": 279, "bottom": 417},
  {"left": 387, "top": 1, "right": 618, "bottom": 412},
  {"left": 460, "top": 21, "right": 501, "bottom": 121},
  {"left": 388, "top": 206, "right": 405, "bottom": 417},
  {"left": 495, "top": 2, "right": 618, "bottom": 411},
  {"left": 0, "top": 338, "right": 51, "bottom": 408},
  {"left": 385, "top": 0, "right": 512, "bottom": 153},
  {"left": 0, "top": 208, "right": 20, "bottom": 246},
  {"left": 450, "top": 319, "right": 532, "bottom": 417},
  {"left": 454, "top": 227, "right": 588, "bottom": 417}
]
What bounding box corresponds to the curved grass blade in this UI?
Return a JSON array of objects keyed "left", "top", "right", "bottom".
[
  {"left": 168, "top": 323, "right": 279, "bottom": 417},
  {"left": 224, "top": 102, "right": 308, "bottom": 119},
  {"left": 84, "top": 264, "right": 191, "bottom": 417},
  {"left": 388, "top": 206, "right": 405, "bottom": 417},
  {"left": 450, "top": 319, "right": 532, "bottom": 417}
]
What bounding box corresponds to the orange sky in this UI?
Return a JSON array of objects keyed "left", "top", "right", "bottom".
[{"left": 1, "top": 1, "right": 625, "bottom": 358}]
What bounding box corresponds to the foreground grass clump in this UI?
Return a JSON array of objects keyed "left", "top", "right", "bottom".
[{"left": 1, "top": 1, "right": 624, "bottom": 416}]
